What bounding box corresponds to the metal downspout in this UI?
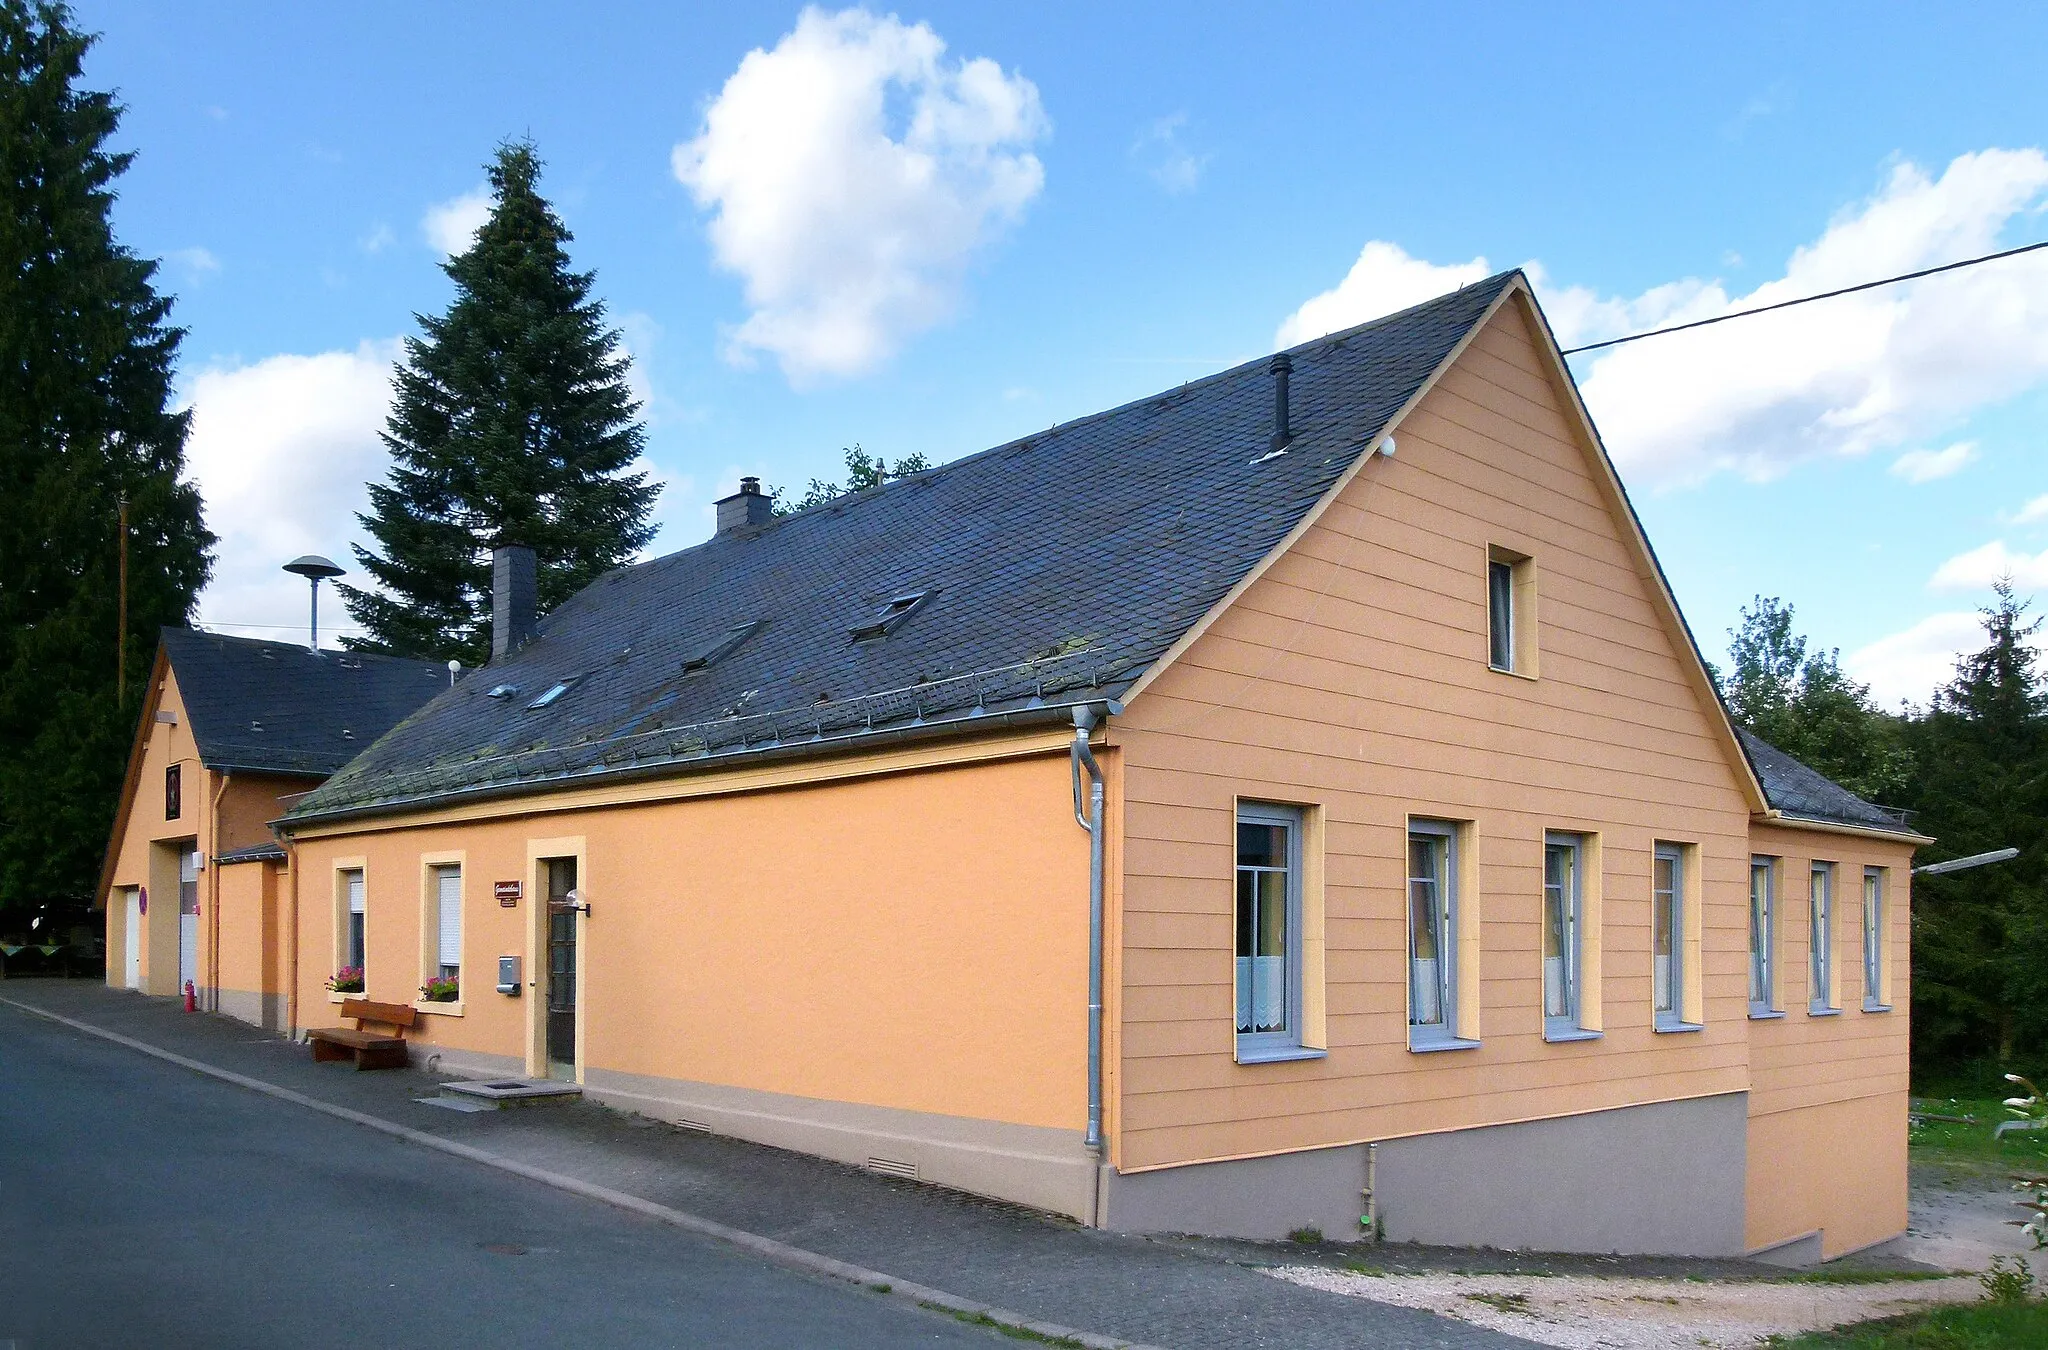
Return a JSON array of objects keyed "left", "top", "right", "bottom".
[{"left": 1070, "top": 706, "right": 1108, "bottom": 1221}]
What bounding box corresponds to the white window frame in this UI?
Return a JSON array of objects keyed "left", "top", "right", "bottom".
[
  {"left": 1487, "top": 558, "right": 1516, "bottom": 672},
  {"left": 1235, "top": 802, "right": 1315, "bottom": 1063},
  {"left": 434, "top": 864, "right": 462, "bottom": 981},
  {"left": 1652, "top": 843, "right": 1690, "bottom": 1031},
  {"left": 1809, "top": 862, "right": 1838, "bottom": 1014},
  {"left": 1863, "top": 867, "right": 1891, "bottom": 1011},
  {"left": 346, "top": 869, "right": 366, "bottom": 973},
  {"left": 1542, "top": 832, "right": 1595, "bottom": 1041},
  {"left": 1407, "top": 820, "right": 1475, "bottom": 1051},
  {"left": 1749, "top": 856, "right": 1780, "bottom": 1017}
]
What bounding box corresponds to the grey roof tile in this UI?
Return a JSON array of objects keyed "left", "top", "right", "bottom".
[
  {"left": 1736, "top": 728, "right": 1914, "bottom": 833},
  {"left": 292, "top": 274, "right": 1520, "bottom": 822},
  {"left": 160, "top": 627, "right": 449, "bottom": 777}
]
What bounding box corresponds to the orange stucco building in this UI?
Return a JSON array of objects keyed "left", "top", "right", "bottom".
[
  {"left": 262, "top": 274, "right": 1922, "bottom": 1261},
  {"left": 98, "top": 630, "right": 445, "bottom": 1026}
]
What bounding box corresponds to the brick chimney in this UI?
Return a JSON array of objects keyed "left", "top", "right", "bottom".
[
  {"left": 715, "top": 477, "right": 775, "bottom": 533},
  {"left": 491, "top": 542, "right": 537, "bottom": 661}
]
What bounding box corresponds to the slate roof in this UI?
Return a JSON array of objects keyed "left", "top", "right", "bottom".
[
  {"left": 289, "top": 273, "right": 1521, "bottom": 823},
  {"left": 1737, "top": 728, "right": 1915, "bottom": 834},
  {"left": 214, "top": 840, "right": 288, "bottom": 865},
  {"left": 160, "top": 627, "right": 449, "bottom": 777}
]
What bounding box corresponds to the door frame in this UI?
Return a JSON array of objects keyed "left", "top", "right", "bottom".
[
  {"left": 124, "top": 888, "right": 143, "bottom": 989},
  {"left": 525, "top": 835, "right": 587, "bottom": 1081}
]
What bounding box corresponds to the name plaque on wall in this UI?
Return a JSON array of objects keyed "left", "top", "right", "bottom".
[{"left": 494, "top": 880, "right": 522, "bottom": 907}]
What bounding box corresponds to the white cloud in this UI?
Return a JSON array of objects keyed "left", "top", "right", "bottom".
[
  {"left": 1280, "top": 149, "right": 2048, "bottom": 488},
  {"left": 1570, "top": 149, "right": 2048, "bottom": 486},
  {"left": 1275, "top": 242, "right": 1492, "bottom": 349},
  {"left": 1132, "top": 112, "right": 1208, "bottom": 194},
  {"left": 359, "top": 222, "right": 396, "bottom": 255},
  {"left": 673, "top": 6, "right": 1047, "bottom": 383},
  {"left": 1848, "top": 608, "right": 2048, "bottom": 708},
  {"left": 167, "top": 246, "right": 220, "bottom": 276},
  {"left": 2011, "top": 493, "right": 2048, "bottom": 526},
  {"left": 422, "top": 187, "right": 491, "bottom": 256},
  {"left": 181, "top": 342, "right": 399, "bottom": 644},
  {"left": 1888, "top": 440, "right": 1977, "bottom": 483},
  {"left": 1929, "top": 539, "right": 2048, "bottom": 591}
]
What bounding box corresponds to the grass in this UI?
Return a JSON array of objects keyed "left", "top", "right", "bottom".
[
  {"left": 1908, "top": 1095, "right": 2048, "bottom": 1172},
  {"left": 927, "top": 1307, "right": 1090, "bottom": 1347},
  {"left": 1461, "top": 1291, "right": 1532, "bottom": 1314},
  {"left": 1772, "top": 1270, "right": 1960, "bottom": 1286},
  {"left": 1768, "top": 1300, "right": 2048, "bottom": 1347}
]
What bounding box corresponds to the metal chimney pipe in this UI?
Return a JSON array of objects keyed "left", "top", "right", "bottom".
[
  {"left": 1269, "top": 353, "right": 1294, "bottom": 452},
  {"left": 282, "top": 555, "right": 346, "bottom": 652}
]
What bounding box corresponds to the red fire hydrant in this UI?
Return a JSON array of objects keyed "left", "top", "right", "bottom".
[{"left": 183, "top": 980, "right": 196, "bottom": 1013}]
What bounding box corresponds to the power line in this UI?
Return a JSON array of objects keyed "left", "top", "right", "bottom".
[{"left": 1559, "top": 238, "right": 2048, "bottom": 356}]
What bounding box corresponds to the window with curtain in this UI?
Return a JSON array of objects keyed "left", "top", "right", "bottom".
[
  {"left": 1542, "top": 833, "right": 1585, "bottom": 1038},
  {"left": 345, "top": 870, "right": 366, "bottom": 973},
  {"left": 1408, "top": 821, "right": 1469, "bottom": 1048},
  {"left": 1749, "top": 857, "right": 1778, "bottom": 1016},
  {"left": 1235, "top": 803, "right": 1303, "bottom": 1060},
  {"left": 435, "top": 865, "right": 461, "bottom": 980},
  {"left": 1653, "top": 844, "right": 1684, "bottom": 1028},
  {"left": 1810, "top": 863, "right": 1837, "bottom": 1013},
  {"left": 1487, "top": 559, "right": 1515, "bottom": 671},
  {"left": 1863, "top": 867, "right": 1889, "bottom": 1011}
]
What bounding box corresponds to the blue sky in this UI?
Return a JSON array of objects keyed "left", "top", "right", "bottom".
[{"left": 76, "top": 2, "right": 2048, "bottom": 703}]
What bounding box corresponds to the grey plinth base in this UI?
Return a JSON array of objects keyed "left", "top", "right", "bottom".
[{"left": 439, "top": 1078, "right": 584, "bottom": 1108}]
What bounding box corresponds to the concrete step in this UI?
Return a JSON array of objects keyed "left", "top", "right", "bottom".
[{"left": 436, "top": 1078, "right": 584, "bottom": 1109}]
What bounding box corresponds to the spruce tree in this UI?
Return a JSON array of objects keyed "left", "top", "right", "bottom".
[
  {"left": 0, "top": 2, "right": 212, "bottom": 926},
  {"left": 342, "top": 140, "right": 655, "bottom": 666}
]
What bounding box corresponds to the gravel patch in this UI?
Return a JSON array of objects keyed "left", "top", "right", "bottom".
[{"left": 1265, "top": 1267, "right": 1982, "bottom": 1349}]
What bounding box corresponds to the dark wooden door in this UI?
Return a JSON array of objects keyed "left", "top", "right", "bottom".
[{"left": 545, "top": 858, "right": 578, "bottom": 1073}]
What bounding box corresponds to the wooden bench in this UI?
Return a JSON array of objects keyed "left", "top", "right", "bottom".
[{"left": 308, "top": 998, "right": 417, "bottom": 1071}]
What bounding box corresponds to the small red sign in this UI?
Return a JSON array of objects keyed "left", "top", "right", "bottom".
[{"left": 495, "top": 880, "right": 522, "bottom": 907}]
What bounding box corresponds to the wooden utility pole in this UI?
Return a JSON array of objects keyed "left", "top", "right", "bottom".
[{"left": 117, "top": 496, "right": 129, "bottom": 703}]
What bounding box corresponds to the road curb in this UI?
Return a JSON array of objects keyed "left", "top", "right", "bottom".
[{"left": 1, "top": 995, "right": 1165, "bottom": 1350}]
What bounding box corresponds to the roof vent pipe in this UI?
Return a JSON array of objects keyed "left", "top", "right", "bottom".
[
  {"left": 491, "top": 542, "right": 538, "bottom": 662},
  {"left": 1269, "top": 354, "right": 1294, "bottom": 452}
]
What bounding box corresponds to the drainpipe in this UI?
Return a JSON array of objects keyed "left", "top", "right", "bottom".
[
  {"left": 1069, "top": 706, "right": 1109, "bottom": 1192},
  {"left": 209, "top": 772, "right": 228, "bottom": 1013},
  {"left": 285, "top": 834, "right": 300, "bottom": 1039}
]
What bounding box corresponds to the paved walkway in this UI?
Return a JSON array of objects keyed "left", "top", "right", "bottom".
[{"left": 2, "top": 979, "right": 1532, "bottom": 1350}]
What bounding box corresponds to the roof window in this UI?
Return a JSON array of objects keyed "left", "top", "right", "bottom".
[
  {"left": 680, "top": 620, "right": 760, "bottom": 674},
  {"left": 527, "top": 678, "right": 579, "bottom": 710},
  {"left": 849, "top": 591, "right": 931, "bottom": 642}
]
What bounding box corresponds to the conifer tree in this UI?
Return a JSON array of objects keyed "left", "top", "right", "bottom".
[
  {"left": 342, "top": 140, "right": 656, "bottom": 665},
  {"left": 0, "top": 2, "right": 212, "bottom": 925}
]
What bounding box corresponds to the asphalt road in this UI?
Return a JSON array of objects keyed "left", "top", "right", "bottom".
[{"left": 0, "top": 1002, "right": 1015, "bottom": 1349}]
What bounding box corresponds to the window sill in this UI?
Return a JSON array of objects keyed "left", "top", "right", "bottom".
[
  {"left": 1807, "top": 1005, "right": 1842, "bottom": 1018},
  {"left": 1234, "top": 1044, "right": 1328, "bottom": 1066},
  {"left": 1486, "top": 663, "right": 1539, "bottom": 683},
  {"left": 1748, "top": 1007, "right": 1785, "bottom": 1020},
  {"left": 414, "top": 1000, "right": 463, "bottom": 1017},
  {"left": 327, "top": 990, "right": 364, "bottom": 1004},
  {"left": 1863, "top": 1001, "right": 1894, "bottom": 1014},
  {"left": 1409, "top": 1036, "right": 1483, "bottom": 1054},
  {"left": 1542, "top": 1026, "right": 1603, "bottom": 1044},
  {"left": 1653, "top": 1018, "right": 1704, "bottom": 1034}
]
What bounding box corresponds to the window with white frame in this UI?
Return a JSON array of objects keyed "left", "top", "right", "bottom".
[
  {"left": 344, "top": 869, "right": 366, "bottom": 973},
  {"left": 1810, "top": 863, "right": 1837, "bottom": 1013},
  {"left": 1235, "top": 803, "right": 1305, "bottom": 1061},
  {"left": 434, "top": 864, "right": 462, "bottom": 981},
  {"left": 1487, "top": 546, "right": 1536, "bottom": 676},
  {"left": 1653, "top": 844, "right": 1686, "bottom": 1029},
  {"left": 1749, "top": 857, "right": 1778, "bottom": 1016},
  {"left": 1863, "top": 867, "right": 1890, "bottom": 1010},
  {"left": 1542, "top": 833, "right": 1589, "bottom": 1038},
  {"left": 1408, "top": 821, "right": 1470, "bottom": 1048}
]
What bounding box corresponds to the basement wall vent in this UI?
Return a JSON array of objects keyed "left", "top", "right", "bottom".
[
  {"left": 672, "top": 1117, "right": 712, "bottom": 1135},
  {"left": 865, "top": 1156, "right": 920, "bottom": 1181}
]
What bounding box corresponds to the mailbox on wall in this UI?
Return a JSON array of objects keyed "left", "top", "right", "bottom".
[{"left": 497, "top": 956, "right": 521, "bottom": 996}]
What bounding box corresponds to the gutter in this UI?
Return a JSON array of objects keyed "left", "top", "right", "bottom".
[
  {"left": 1068, "top": 699, "right": 1124, "bottom": 1225},
  {"left": 277, "top": 697, "right": 1119, "bottom": 835},
  {"left": 1756, "top": 808, "right": 1935, "bottom": 847}
]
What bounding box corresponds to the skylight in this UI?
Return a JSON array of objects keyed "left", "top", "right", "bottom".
[
  {"left": 527, "top": 678, "right": 578, "bottom": 709},
  {"left": 680, "top": 620, "right": 760, "bottom": 673},
  {"left": 849, "top": 591, "right": 931, "bottom": 642}
]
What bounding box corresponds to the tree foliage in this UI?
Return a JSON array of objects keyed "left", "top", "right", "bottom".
[
  {"left": 340, "top": 140, "right": 655, "bottom": 666},
  {"left": 771, "top": 444, "right": 930, "bottom": 516},
  {"left": 0, "top": 2, "right": 212, "bottom": 924}
]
